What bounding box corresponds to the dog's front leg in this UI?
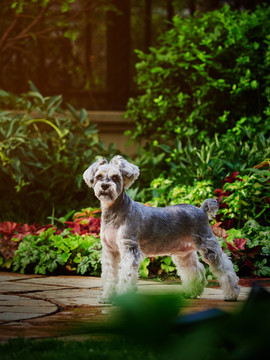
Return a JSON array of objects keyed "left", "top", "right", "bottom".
[
  {"left": 116, "top": 239, "right": 141, "bottom": 296},
  {"left": 99, "top": 244, "right": 120, "bottom": 304}
]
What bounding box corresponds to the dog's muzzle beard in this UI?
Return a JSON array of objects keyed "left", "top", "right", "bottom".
[
  {"left": 98, "top": 191, "right": 113, "bottom": 200},
  {"left": 95, "top": 183, "right": 117, "bottom": 203}
]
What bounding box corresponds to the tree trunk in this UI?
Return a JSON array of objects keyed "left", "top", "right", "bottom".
[{"left": 106, "top": 0, "right": 131, "bottom": 110}]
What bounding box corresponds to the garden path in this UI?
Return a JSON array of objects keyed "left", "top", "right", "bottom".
[{"left": 0, "top": 272, "right": 269, "bottom": 341}]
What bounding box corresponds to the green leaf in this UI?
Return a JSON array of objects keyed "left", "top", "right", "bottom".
[
  {"left": 24, "top": 119, "right": 63, "bottom": 137},
  {"left": 151, "top": 67, "right": 163, "bottom": 73},
  {"left": 80, "top": 108, "right": 88, "bottom": 124},
  {"left": 47, "top": 95, "right": 62, "bottom": 116},
  {"left": 139, "top": 257, "right": 150, "bottom": 278},
  {"left": 251, "top": 80, "right": 258, "bottom": 89},
  {"left": 67, "top": 103, "right": 79, "bottom": 120}
]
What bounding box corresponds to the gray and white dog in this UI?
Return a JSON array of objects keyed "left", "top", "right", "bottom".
[{"left": 83, "top": 155, "right": 241, "bottom": 303}]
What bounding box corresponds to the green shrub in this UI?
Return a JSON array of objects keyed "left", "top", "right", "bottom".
[
  {"left": 12, "top": 228, "right": 102, "bottom": 276},
  {"left": 148, "top": 165, "right": 270, "bottom": 229},
  {"left": 214, "top": 167, "right": 270, "bottom": 228},
  {"left": 221, "top": 171, "right": 270, "bottom": 227},
  {"left": 0, "top": 84, "right": 118, "bottom": 223},
  {"left": 149, "top": 177, "right": 214, "bottom": 207},
  {"left": 0, "top": 207, "right": 102, "bottom": 275},
  {"left": 126, "top": 5, "right": 270, "bottom": 144},
  {"left": 157, "top": 131, "right": 270, "bottom": 186}
]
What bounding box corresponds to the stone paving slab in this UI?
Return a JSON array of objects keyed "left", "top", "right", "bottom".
[
  {"left": 18, "top": 275, "right": 102, "bottom": 288},
  {"left": 0, "top": 281, "right": 68, "bottom": 293},
  {"left": 0, "top": 294, "right": 58, "bottom": 323},
  {"left": 0, "top": 294, "right": 56, "bottom": 307},
  {"left": 1, "top": 312, "right": 48, "bottom": 322},
  {"left": 33, "top": 288, "right": 102, "bottom": 307},
  {"left": 0, "top": 307, "right": 106, "bottom": 340},
  {"left": 0, "top": 273, "right": 43, "bottom": 282}
]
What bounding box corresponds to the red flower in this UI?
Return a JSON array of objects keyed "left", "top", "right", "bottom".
[
  {"left": 223, "top": 172, "right": 241, "bottom": 184},
  {"left": 213, "top": 188, "right": 230, "bottom": 204},
  {"left": 225, "top": 238, "right": 247, "bottom": 260},
  {"left": 65, "top": 216, "right": 101, "bottom": 236},
  {"left": 0, "top": 221, "right": 17, "bottom": 235},
  {"left": 232, "top": 238, "right": 247, "bottom": 250},
  {"left": 211, "top": 223, "right": 228, "bottom": 240},
  {"left": 213, "top": 172, "right": 244, "bottom": 229}
]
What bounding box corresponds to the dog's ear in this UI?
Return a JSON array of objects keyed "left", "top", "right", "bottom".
[
  {"left": 83, "top": 158, "right": 108, "bottom": 188},
  {"left": 110, "top": 155, "right": 140, "bottom": 189}
]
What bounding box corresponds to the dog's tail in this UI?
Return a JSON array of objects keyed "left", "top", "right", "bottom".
[{"left": 200, "top": 199, "right": 219, "bottom": 220}]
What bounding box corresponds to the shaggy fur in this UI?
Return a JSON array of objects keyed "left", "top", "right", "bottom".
[{"left": 83, "top": 156, "right": 241, "bottom": 303}]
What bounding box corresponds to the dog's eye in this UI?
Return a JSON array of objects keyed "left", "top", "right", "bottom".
[
  {"left": 112, "top": 175, "right": 119, "bottom": 182},
  {"left": 96, "top": 174, "right": 103, "bottom": 181}
]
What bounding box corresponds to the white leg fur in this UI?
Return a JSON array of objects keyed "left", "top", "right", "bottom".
[
  {"left": 116, "top": 241, "right": 141, "bottom": 296},
  {"left": 99, "top": 246, "right": 119, "bottom": 304},
  {"left": 199, "top": 237, "right": 241, "bottom": 301},
  {"left": 172, "top": 251, "right": 207, "bottom": 298}
]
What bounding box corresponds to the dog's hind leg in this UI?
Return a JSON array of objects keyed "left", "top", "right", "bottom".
[
  {"left": 99, "top": 245, "right": 120, "bottom": 304},
  {"left": 198, "top": 236, "right": 241, "bottom": 301},
  {"left": 172, "top": 251, "right": 207, "bottom": 298},
  {"left": 116, "top": 239, "right": 141, "bottom": 296}
]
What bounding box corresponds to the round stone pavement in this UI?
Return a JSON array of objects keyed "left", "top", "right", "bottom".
[{"left": 0, "top": 271, "right": 268, "bottom": 341}]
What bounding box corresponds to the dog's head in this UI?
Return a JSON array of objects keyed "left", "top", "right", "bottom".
[{"left": 83, "top": 155, "right": 140, "bottom": 204}]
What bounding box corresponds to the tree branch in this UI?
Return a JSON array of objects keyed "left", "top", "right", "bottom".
[
  {"left": 12, "top": 2, "right": 52, "bottom": 42},
  {"left": 0, "top": 0, "right": 108, "bottom": 54},
  {"left": 0, "top": 15, "right": 19, "bottom": 51}
]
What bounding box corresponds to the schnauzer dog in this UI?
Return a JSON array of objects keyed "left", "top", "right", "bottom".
[{"left": 83, "top": 156, "right": 240, "bottom": 304}]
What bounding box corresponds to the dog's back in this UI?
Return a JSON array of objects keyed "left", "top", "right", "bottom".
[{"left": 132, "top": 199, "right": 217, "bottom": 256}]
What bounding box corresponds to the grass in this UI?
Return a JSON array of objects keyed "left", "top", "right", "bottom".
[{"left": 0, "top": 338, "right": 156, "bottom": 360}]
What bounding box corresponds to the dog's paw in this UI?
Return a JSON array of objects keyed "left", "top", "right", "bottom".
[
  {"left": 224, "top": 285, "right": 241, "bottom": 302},
  {"left": 224, "top": 296, "right": 238, "bottom": 302},
  {"left": 183, "top": 291, "right": 200, "bottom": 299},
  {"left": 98, "top": 296, "right": 112, "bottom": 304},
  {"left": 224, "top": 293, "right": 239, "bottom": 302},
  {"left": 182, "top": 284, "right": 205, "bottom": 299},
  {"left": 183, "top": 294, "right": 197, "bottom": 299}
]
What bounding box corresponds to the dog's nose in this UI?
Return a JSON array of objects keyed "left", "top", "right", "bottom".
[{"left": 101, "top": 183, "right": 109, "bottom": 190}]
